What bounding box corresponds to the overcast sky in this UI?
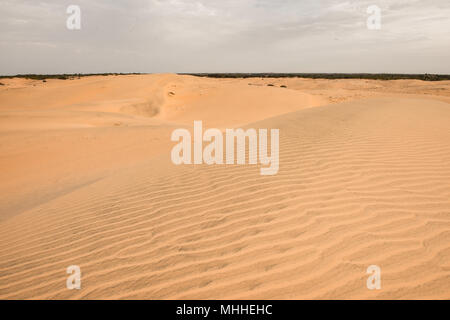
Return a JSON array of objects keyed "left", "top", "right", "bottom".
[{"left": 1, "top": 0, "right": 449, "bottom": 75}]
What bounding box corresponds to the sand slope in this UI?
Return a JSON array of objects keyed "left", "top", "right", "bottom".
[{"left": 0, "top": 75, "right": 449, "bottom": 299}]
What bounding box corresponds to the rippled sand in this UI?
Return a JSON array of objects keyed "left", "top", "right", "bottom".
[{"left": 0, "top": 74, "right": 449, "bottom": 299}]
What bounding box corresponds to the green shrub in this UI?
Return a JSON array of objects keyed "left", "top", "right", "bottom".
[{"left": 180, "top": 73, "right": 450, "bottom": 81}]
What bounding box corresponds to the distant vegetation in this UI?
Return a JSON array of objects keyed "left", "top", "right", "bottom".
[
  {"left": 0, "top": 73, "right": 144, "bottom": 80},
  {"left": 1, "top": 72, "right": 449, "bottom": 82},
  {"left": 181, "top": 73, "right": 450, "bottom": 81}
]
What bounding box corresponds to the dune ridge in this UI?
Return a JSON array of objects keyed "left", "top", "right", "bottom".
[{"left": 0, "top": 75, "right": 449, "bottom": 299}]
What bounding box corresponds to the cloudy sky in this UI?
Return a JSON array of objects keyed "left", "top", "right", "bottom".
[{"left": 1, "top": 0, "right": 449, "bottom": 75}]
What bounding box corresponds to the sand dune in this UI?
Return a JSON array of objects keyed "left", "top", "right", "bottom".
[{"left": 0, "top": 75, "right": 449, "bottom": 299}]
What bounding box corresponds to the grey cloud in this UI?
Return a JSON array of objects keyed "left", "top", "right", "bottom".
[{"left": 0, "top": 0, "right": 449, "bottom": 74}]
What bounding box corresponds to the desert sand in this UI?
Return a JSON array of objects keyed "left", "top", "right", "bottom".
[{"left": 0, "top": 74, "right": 449, "bottom": 299}]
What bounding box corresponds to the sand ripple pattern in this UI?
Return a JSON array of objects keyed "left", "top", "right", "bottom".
[{"left": 0, "top": 97, "right": 450, "bottom": 299}]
